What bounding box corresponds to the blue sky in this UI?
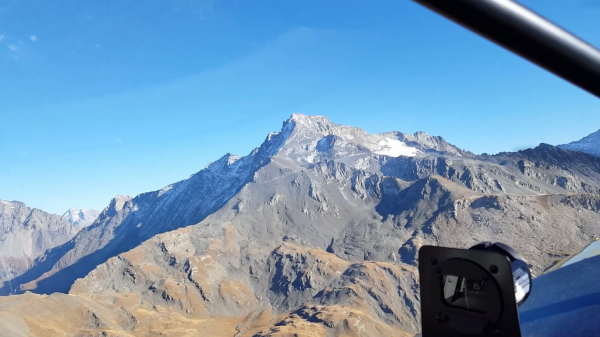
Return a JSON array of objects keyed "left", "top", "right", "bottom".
[{"left": 1, "top": 0, "right": 599, "bottom": 214}]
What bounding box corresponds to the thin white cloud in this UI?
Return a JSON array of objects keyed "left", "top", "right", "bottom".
[
  {"left": 8, "top": 44, "right": 19, "bottom": 52},
  {"left": 116, "top": 139, "right": 123, "bottom": 143},
  {"left": 0, "top": 35, "right": 4, "bottom": 42},
  {"left": 30, "top": 35, "right": 37, "bottom": 41}
]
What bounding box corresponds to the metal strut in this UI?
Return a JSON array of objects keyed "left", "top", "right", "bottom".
[{"left": 412, "top": 0, "right": 600, "bottom": 99}]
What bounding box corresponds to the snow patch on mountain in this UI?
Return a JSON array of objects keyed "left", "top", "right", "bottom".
[{"left": 375, "top": 138, "right": 422, "bottom": 157}]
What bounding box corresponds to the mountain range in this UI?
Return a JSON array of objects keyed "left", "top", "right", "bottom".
[
  {"left": 1, "top": 114, "right": 600, "bottom": 337},
  {"left": 0, "top": 201, "right": 99, "bottom": 282}
]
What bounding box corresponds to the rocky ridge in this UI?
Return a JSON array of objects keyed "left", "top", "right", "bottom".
[{"left": 2, "top": 114, "right": 600, "bottom": 336}]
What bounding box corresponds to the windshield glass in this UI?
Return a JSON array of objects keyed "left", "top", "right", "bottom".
[{"left": 1, "top": 1, "right": 599, "bottom": 336}]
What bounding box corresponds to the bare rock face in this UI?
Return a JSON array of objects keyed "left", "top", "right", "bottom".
[
  {"left": 0, "top": 200, "right": 84, "bottom": 282},
  {"left": 2, "top": 114, "right": 600, "bottom": 336}
]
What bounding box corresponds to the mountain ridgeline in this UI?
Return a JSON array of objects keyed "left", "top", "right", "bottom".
[
  {"left": 1, "top": 114, "right": 600, "bottom": 337},
  {"left": 0, "top": 202, "right": 99, "bottom": 282},
  {"left": 559, "top": 128, "right": 600, "bottom": 158}
]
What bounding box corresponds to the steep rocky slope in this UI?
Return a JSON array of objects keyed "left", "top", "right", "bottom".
[
  {"left": 1, "top": 188, "right": 598, "bottom": 336},
  {"left": 2, "top": 114, "right": 600, "bottom": 336}
]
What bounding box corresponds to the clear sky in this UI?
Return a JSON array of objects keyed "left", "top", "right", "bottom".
[{"left": 1, "top": 0, "right": 600, "bottom": 214}]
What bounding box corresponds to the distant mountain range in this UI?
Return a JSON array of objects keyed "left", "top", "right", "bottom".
[
  {"left": 1, "top": 114, "right": 600, "bottom": 336},
  {"left": 559, "top": 129, "right": 600, "bottom": 157},
  {"left": 62, "top": 208, "right": 100, "bottom": 228},
  {"left": 0, "top": 201, "right": 98, "bottom": 282}
]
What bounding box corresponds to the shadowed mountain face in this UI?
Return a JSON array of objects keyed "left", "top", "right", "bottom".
[
  {"left": 2, "top": 114, "right": 600, "bottom": 336},
  {"left": 0, "top": 201, "right": 86, "bottom": 282}
]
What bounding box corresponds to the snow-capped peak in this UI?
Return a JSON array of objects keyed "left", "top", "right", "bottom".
[
  {"left": 197, "top": 114, "right": 467, "bottom": 174},
  {"left": 559, "top": 129, "right": 600, "bottom": 157},
  {"left": 61, "top": 208, "right": 100, "bottom": 228},
  {"left": 283, "top": 114, "right": 337, "bottom": 135},
  {"left": 255, "top": 114, "right": 466, "bottom": 165}
]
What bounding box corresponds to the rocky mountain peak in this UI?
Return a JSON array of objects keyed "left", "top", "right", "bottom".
[
  {"left": 61, "top": 208, "right": 100, "bottom": 228},
  {"left": 1, "top": 200, "right": 58, "bottom": 232},
  {"left": 0, "top": 200, "right": 24, "bottom": 214},
  {"left": 205, "top": 153, "right": 243, "bottom": 170},
  {"left": 262, "top": 114, "right": 468, "bottom": 165},
  {"left": 283, "top": 113, "right": 338, "bottom": 135},
  {"left": 98, "top": 195, "right": 132, "bottom": 220}
]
